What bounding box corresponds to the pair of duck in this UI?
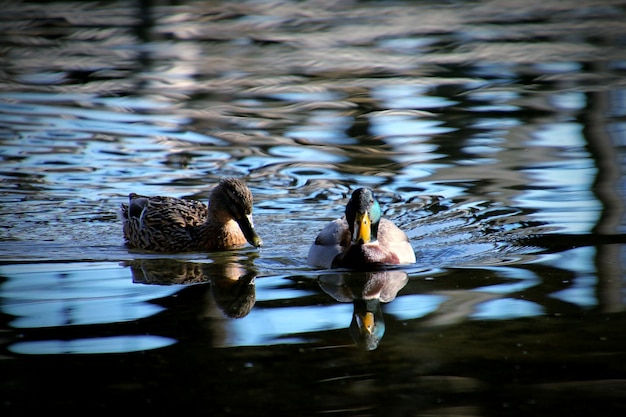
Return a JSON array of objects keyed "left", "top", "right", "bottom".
[{"left": 120, "top": 178, "right": 416, "bottom": 269}]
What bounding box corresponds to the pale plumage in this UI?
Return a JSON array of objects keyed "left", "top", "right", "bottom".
[
  {"left": 120, "top": 178, "right": 262, "bottom": 252},
  {"left": 308, "top": 188, "right": 416, "bottom": 269}
]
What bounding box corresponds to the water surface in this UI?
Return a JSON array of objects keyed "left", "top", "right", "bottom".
[{"left": 1, "top": 0, "right": 625, "bottom": 415}]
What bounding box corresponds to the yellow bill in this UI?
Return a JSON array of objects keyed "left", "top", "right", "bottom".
[{"left": 355, "top": 212, "right": 371, "bottom": 243}]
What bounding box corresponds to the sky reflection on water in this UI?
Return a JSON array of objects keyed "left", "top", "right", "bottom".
[{"left": 0, "top": 262, "right": 180, "bottom": 329}]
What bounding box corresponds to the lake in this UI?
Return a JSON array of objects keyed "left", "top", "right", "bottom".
[{"left": 1, "top": 0, "right": 625, "bottom": 415}]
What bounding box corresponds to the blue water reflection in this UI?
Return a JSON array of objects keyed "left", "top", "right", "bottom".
[
  {"left": 543, "top": 247, "right": 600, "bottom": 308},
  {"left": 385, "top": 294, "right": 447, "bottom": 320},
  {"left": 373, "top": 84, "right": 459, "bottom": 109},
  {"left": 370, "top": 116, "right": 456, "bottom": 138},
  {"left": 9, "top": 335, "right": 176, "bottom": 355},
  {"left": 228, "top": 304, "right": 352, "bottom": 347},
  {"left": 471, "top": 298, "right": 544, "bottom": 320},
  {"left": 0, "top": 263, "right": 180, "bottom": 329},
  {"left": 3, "top": 256, "right": 601, "bottom": 352}
]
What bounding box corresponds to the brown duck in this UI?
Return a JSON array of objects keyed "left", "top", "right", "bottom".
[{"left": 120, "top": 178, "right": 262, "bottom": 252}]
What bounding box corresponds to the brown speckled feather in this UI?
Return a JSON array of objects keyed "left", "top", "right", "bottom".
[{"left": 121, "top": 194, "right": 210, "bottom": 251}]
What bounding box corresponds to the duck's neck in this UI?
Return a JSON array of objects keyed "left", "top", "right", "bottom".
[{"left": 194, "top": 216, "right": 247, "bottom": 250}]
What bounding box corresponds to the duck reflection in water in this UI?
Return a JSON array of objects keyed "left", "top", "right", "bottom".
[
  {"left": 124, "top": 255, "right": 257, "bottom": 319},
  {"left": 318, "top": 270, "right": 408, "bottom": 350}
]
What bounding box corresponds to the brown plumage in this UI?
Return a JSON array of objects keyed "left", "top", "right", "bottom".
[{"left": 120, "top": 178, "right": 262, "bottom": 252}]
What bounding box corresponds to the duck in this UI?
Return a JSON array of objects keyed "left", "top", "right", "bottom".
[
  {"left": 307, "top": 187, "right": 415, "bottom": 269},
  {"left": 120, "top": 178, "right": 262, "bottom": 252}
]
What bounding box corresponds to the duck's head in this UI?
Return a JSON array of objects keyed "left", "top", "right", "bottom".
[
  {"left": 211, "top": 178, "right": 263, "bottom": 248},
  {"left": 345, "top": 188, "right": 381, "bottom": 245}
]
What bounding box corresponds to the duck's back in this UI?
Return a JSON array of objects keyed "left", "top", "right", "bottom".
[{"left": 121, "top": 194, "right": 208, "bottom": 251}]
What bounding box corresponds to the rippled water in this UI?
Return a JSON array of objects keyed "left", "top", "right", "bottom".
[{"left": 1, "top": 0, "right": 626, "bottom": 415}]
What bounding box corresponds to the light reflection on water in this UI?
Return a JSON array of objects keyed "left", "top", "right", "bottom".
[
  {"left": 1, "top": 0, "right": 625, "bottom": 414},
  {"left": 9, "top": 335, "right": 177, "bottom": 355},
  {"left": 0, "top": 247, "right": 607, "bottom": 353},
  {"left": 0, "top": 262, "right": 180, "bottom": 329}
]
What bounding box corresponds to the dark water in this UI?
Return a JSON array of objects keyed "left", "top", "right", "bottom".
[{"left": 1, "top": 0, "right": 626, "bottom": 415}]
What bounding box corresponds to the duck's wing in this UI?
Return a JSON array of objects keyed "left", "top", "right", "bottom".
[
  {"left": 123, "top": 194, "right": 208, "bottom": 251},
  {"left": 307, "top": 218, "right": 351, "bottom": 269},
  {"left": 377, "top": 219, "right": 416, "bottom": 264},
  {"left": 138, "top": 196, "right": 207, "bottom": 227}
]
